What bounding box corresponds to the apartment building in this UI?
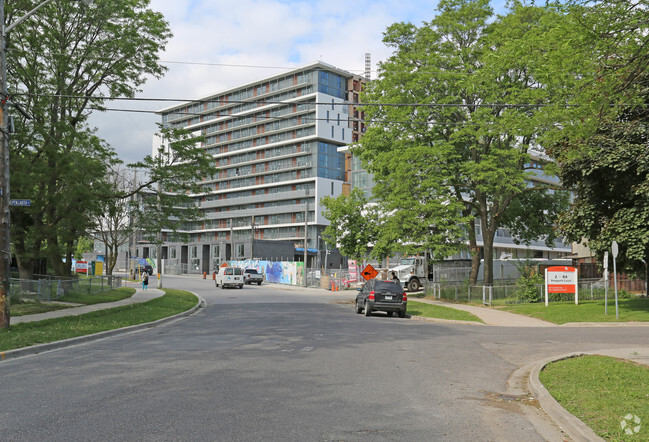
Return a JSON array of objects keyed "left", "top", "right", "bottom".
[{"left": 135, "top": 61, "right": 365, "bottom": 274}]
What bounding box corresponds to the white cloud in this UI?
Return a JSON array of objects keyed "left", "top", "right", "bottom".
[{"left": 89, "top": 0, "right": 444, "bottom": 164}]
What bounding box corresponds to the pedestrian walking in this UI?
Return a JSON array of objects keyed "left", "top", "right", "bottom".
[{"left": 142, "top": 272, "right": 149, "bottom": 290}]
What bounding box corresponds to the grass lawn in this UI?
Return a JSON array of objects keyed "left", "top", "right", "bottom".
[
  {"left": 540, "top": 355, "right": 649, "bottom": 440},
  {"left": 499, "top": 298, "right": 649, "bottom": 324},
  {"left": 0, "top": 289, "right": 197, "bottom": 352},
  {"left": 407, "top": 300, "right": 483, "bottom": 323},
  {"left": 11, "top": 287, "right": 136, "bottom": 316}
]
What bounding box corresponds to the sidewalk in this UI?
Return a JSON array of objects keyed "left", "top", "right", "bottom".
[
  {"left": 12, "top": 284, "right": 164, "bottom": 324},
  {"left": 411, "top": 296, "right": 557, "bottom": 326}
]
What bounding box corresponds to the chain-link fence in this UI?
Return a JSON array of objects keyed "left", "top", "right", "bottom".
[
  {"left": 427, "top": 279, "right": 627, "bottom": 306},
  {"left": 10, "top": 275, "right": 123, "bottom": 302}
]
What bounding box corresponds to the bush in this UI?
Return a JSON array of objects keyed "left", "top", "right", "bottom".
[{"left": 515, "top": 273, "right": 544, "bottom": 303}]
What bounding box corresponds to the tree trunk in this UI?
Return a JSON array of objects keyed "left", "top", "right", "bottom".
[
  {"left": 467, "top": 219, "right": 480, "bottom": 285},
  {"left": 482, "top": 222, "right": 497, "bottom": 285}
]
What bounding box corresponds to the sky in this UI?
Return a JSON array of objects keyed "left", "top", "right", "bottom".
[{"left": 89, "top": 0, "right": 509, "bottom": 165}]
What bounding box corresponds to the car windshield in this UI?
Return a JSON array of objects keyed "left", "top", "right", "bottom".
[
  {"left": 400, "top": 258, "right": 415, "bottom": 265},
  {"left": 375, "top": 281, "right": 403, "bottom": 294},
  {"left": 245, "top": 269, "right": 258, "bottom": 274},
  {"left": 233, "top": 268, "right": 242, "bottom": 275}
]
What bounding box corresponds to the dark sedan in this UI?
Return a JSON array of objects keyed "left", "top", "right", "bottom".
[{"left": 355, "top": 279, "right": 407, "bottom": 318}]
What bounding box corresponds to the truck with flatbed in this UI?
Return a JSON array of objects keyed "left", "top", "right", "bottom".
[{"left": 243, "top": 268, "right": 264, "bottom": 285}]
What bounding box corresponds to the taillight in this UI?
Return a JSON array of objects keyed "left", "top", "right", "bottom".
[
  {"left": 402, "top": 292, "right": 407, "bottom": 301},
  {"left": 369, "top": 291, "right": 375, "bottom": 300}
]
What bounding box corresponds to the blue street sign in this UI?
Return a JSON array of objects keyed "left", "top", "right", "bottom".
[{"left": 10, "top": 199, "right": 31, "bottom": 206}]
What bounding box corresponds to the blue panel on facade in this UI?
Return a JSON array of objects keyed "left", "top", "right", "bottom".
[
  {"left": 317, "top": 142, "right": 344, "bottom": 180},
  {"left": 318, "top": 71, "right": 346, "bottom": 100}
]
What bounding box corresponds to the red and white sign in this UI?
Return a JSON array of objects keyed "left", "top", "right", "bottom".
[
  {"left": 75, "top": 261, "right": 88, "bottom": 274},
  {"left": 545, "top": 266, "right": 578, "bottom": 305}
]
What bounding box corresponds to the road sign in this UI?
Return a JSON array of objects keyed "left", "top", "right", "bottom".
[
  {"left": 361, "top": 264, "right": 378, "bottom": 281},
  {"left": 10, "top": 199, "right": 30, "bottom": 206},
  {"left": 612, "top": 241, "right": 619, "bottom": 259}
]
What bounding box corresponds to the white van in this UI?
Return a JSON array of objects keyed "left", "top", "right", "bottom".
[{"left": 215, "top": 267, "right": 244, "bottom": 289}]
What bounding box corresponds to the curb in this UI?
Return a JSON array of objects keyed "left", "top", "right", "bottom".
[
  {"left": 527, "top": 352, "right": 605, "bottom": 442},
  {"left": 0, "top": 294, "right": 206, "bottom": 363}
]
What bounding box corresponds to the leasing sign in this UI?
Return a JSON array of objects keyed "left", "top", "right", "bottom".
[{"left": 545, "top": 266, "right": 578, "bottom": 306}]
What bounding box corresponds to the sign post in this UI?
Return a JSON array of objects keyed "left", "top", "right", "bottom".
[
  {"left": 603, "top": 251, "right": 609, "bottom": 316},
  {"left": 612, "top": 241, "right": 619, "bottom": 320},
  {"left": 545, "top": 266, "right": 578, "bottom": 306}
]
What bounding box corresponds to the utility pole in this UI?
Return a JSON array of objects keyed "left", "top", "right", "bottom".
[
  {"left": 303, "top": 191, "right": 308, "bottom": 287},
  {"left": 0, "top": 0, "right": 10, "bottom": 329}
]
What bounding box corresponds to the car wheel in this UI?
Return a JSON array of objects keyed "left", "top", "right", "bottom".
[
  {"left": 398, "top": 310, "right": 406, "bottom": 318},
  {"left": 239, "top": 284, "right": 244, "bottom": 289},
  {"left": 257, "top": 281, "right": 262, "bottom": 285},
  {"left": 386, "top": 311, "right": 393, "bottom": 317},
  {"left": 355, "top": 299, "right": 363, "bottom": 314},
  {"left": 221, "top": 283, "right": 225, "bottom": 289},
  {"left": 364, "top": 301, "right": 371, "bottom": 317},
  {"left": 407, "top": 278, "right": 420, "bottom": 292}
]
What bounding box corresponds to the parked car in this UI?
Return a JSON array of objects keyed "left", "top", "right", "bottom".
[
  {"left": 215, "top": 266, "right": 244, "bottom": 289},
  {"left": 135, "top": 264, "right": 153, "bottom": 275},
  {"left": 355, "top": 279, "right": 407, "bottom": 318},
  {"left": 243, "top": 268, "right": 264, "bottom": 285}
]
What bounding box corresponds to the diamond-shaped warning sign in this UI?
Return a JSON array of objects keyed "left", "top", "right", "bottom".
[{"left": 361, "top": 264, "right": 378, "bottom": 281}]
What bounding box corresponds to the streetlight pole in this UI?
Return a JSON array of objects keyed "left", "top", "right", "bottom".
[{"left": 0, "top": 0, "right": 93, "bottom": 328}]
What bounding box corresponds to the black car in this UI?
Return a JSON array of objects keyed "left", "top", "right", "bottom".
[
  {"left": 136, "top": 264, "right": 154, "bottom": 275},
  {"left": 355, "top": 279, "right": 407, "bottom": 318}
]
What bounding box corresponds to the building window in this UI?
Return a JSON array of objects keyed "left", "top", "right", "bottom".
[{"left": 236, "top": 244, "right": 245, "bottom": 257}]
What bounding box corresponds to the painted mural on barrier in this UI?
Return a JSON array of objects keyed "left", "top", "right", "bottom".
[{"left": 229, "top": 260, "right": 305, "bottom": 286}]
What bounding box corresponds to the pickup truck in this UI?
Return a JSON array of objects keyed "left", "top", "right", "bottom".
[{"left": 243, "top": 268, "right": 264, "bottom": 285}]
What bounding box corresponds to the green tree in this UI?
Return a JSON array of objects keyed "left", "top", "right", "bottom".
[
  {"left": 8, "top": 0, "right": 171, "bottom": 281},
  {"left": 74, "top": 237, "right": 94, "bottom": 261},
  {"left": 357, "top": 0, "right": 569, "bottom": 284},
  {"left": 128, "top": 125, "right": 218, "bottom": 287},
  {"left": 511, "top": 1, "right": 649, "bottom": 285},
  {"left": 321, "top": 188, "right": 379, "bottom": 261}
]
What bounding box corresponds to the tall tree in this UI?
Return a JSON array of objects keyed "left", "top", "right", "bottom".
[
  {"left": 533, "top": 1, "right": 649, "bottom": 284},
  {"left": 356, "top": 0, "right": 569, "bottom": 284},
  {"left": 92, "top": 166, "right": 136, "bottom": 276},
  {"left": 321, "top": 188, "right": 380, "bottom": 261},
  {"left": 128, "top": 125, "right": 218, "bottom": 288},
  {"left": 8, "top": 0, "right": 171, "bottom": 280}
]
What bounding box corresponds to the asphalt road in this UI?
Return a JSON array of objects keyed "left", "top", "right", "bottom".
[{"left": 2, "top": 275, "right": 646, "bottom": 441}]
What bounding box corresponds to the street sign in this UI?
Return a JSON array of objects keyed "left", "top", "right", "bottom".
[
  {"left": 612, "top": 241, "right": 619, "bottom": 259},
  {"left": 10, "top": 199, "right": 30, "bottom": 206},
  {"left": 361, "top": 264, "right": 378, "bottom": 281}
]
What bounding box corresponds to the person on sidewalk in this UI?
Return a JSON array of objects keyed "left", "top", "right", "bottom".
[{"left": 142, "top": 272, "right": 149, "bottom": 290}]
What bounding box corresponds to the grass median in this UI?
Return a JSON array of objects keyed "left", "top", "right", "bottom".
[
  {"left": 12, "top": 287, "right": 136, "bottom": 316},
  {"left": 0, "top": 289, "right": 198, "bottom": 352},
  {"left": 540, "top": 355, "right": 649, "bottom": 440},
  {"left": 499, "top": 298, "right": 649, "bottom": 324},
  {"left": 407, "top": 300, "right": 483, "bottom": 323}
]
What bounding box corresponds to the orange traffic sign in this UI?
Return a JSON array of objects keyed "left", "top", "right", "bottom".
[{"left": 361, "top": 264, "right": 378, "bottom": 281}]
